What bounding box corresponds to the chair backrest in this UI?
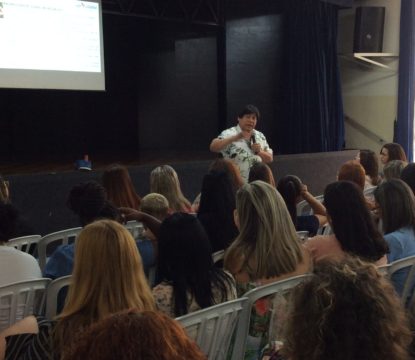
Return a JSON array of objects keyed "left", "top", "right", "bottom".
[
  {"left": 124, "top": 221, "right": 144, "bottom": 240},
  {"left": 387, "top": 255, "right": 415, "bottom": 308},
  {"left": 231, "top": 274, "right": 313, "bottom": 360},
  {"left": 296, "top": 231, "right": 309, "bottom": 242},
  {"left": 176, "top": 297, "right": 247, "bottom": 360},
  {"left": 45, "top": 275, "right": 72, "bottom": 320},
  {"left": 38, "top": 227, "right": 82, "bottom": 272},
  {"left": 212, "top": 250, "right": 225, "bottom": 264},
  {"left": 296, "top": 195, "right": 324, "bottom": 216},
  {"left": 0, "top": 278, "right": 51, "bottom": 331},
  {"left": 6, "top": 235, "right": 41, "bottom": 255}
]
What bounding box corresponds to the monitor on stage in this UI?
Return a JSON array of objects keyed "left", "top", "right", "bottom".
[{"left": 0, "top": 0, "right": 105, "bottom": 91}]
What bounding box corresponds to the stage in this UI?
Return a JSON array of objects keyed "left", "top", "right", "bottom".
[{"left": 4, "top": 150, "right": 357, "bottom": 235}]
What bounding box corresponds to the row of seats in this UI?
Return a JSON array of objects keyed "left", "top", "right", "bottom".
[{"left": 2, "top": 255, "right": 414, "bottom": 359}]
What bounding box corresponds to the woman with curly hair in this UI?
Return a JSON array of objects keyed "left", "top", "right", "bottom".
[
  {"left": 280, "top": 257, "right": 412, "bottom": 360},
  {"left": 62, "top": 310, "right": 206, "bottom": 360},
  {"left": 380, "top": 143, "right": 407, "bottom": 165},
  {"left": 150, "top": 165, "right": 192, "bottom": 213}
]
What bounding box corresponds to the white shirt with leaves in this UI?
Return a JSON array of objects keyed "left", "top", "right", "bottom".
[{"left": 218, "top": 125, "right": 273, "bottom": 181}]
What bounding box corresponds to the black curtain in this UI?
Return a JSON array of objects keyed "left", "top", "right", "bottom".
[{"left": 278, "top": 0, "right": 344, "bottom": 154}]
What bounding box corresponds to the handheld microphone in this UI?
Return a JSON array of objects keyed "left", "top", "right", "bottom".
[{"left": 250, "top": 134, "right": 257, "bottom": 144}]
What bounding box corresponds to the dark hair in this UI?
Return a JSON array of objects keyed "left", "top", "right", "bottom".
[
  {"left": 238, "top": 104, "right": 260, "bottom": 120},
  {"left": 62, "top": 310, "right": 206, "bottom": 360},
  {"left": 337, "top": 160, "right": 365, "bottom": 190},
  {"left": 374, "top": 179, "right": 415, "bottom": 235},
  {"left": 276, "top": 175, "right": 302, "bottom": 226},
  {"left": 157, "top": 213, "right": 234, "bottom": 316},
  {"left": 324, "top": 181, "right": 388, "bottom": 262},
  {"left": 359, "top": 150, "right": 380, "bottom": 185},
  {"left": 102, "top": 164, "right": 141, "bottom": 209},
  {"left": 208, "top": 158, "right": 244, "bottom": 193},
  {"left": 381, "top": 143, "right": 407, "bottom": 162},
  {"left": 248, "top": 162, "right": 275, "bottom": 187},
  {"left": 67, "top": 181, "right": 120, "bottom": 226},
  {"left": 283, "top": 257, "right": 412, "bottom": 360},
  {"left": 197, "top": 171, "right": 239, "bottom": 252},
  {"left": 400, "top": 163, "right": 415, "bottom": 195},
  {"left": 0, "top": 203, "right": 20, "bottom": 242}
]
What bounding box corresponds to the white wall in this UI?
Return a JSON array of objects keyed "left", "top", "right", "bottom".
[{"left": 338, "top": 0, "right": 401, "bottom": 152}]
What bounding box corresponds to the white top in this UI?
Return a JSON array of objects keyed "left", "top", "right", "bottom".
[
  {"left": 0, "top": 246, "right": 42, "bottom": 287},
  {"left": 218, "top": 125, "right": 273, "bottom": 181}
]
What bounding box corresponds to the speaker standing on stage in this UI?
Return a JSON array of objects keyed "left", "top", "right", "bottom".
[{"left": 209, "top": 104, "right": 273, "bottom": 182}]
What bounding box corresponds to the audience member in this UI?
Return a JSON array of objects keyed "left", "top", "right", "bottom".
[
  {"left": 44, "top": 181, "right": 157, "bottom": 279},
  {"left": 224, "top": 181, "right": 311, "bottom": 358},
  {"left": 337, "top": 160, "right": 365, "bottom": 190},
  {"left": 280, "top": 257, "right": 411, "bottom": 360},
  {"left": 150, "top": 165, "right": 192, "bottom": 213},
  {"left": 140, "top": 192, "right": 169, "bottom": 242},
  {"left": 153, "top": 213, "right": 236, "bottom": 317},
  {"left": 0, "top": 203, "right": 41, "bottom": 290},
  {"left": 374, "top": 179, "right": 415, "bottom": 295},
  {"left": 383, "top": 160, "right": 407, "bottom": 181},
  {"left": 102, "top": 164, "right": 141, "bottom": 209},
  {"left": 248, "top": 162, "right": 275, "bottom": 187},
  {"left": 62, "top": 310, "right": 206, "bottom": 360},
  {"left": 0, "top": 220, "right": 155, "bottom": 360},
  {"left": 305, "top": 181, "right": 388, "bottom": 265},
  {"left": 400, "top": 162, "right": 415, "bottom": 195},
  {"left": 277, "top": 175, "right": 326, "bottom": 236},
  {"left": 380, "top": 143, "right": 408, "bottom": 165},
  {"left": 197, "top": 171, "right": 239, "bottom": 252},
  {"left": 356, "top": 149, "right": 381, "bottom": 187}
]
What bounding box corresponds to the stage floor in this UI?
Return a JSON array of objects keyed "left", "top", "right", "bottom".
[{"left": 0, "top": 151, "right": 215, "bottom": 175}]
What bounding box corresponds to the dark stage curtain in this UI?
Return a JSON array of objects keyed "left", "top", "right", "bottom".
[
  {"left": 396, "top": 0, "right": 415, "bottom": 162},
  {"left": 278, "top": 0, "right": 344, "bottom": 154}
]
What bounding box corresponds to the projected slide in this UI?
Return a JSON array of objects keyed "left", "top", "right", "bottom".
[{"left": 0, "top": 0, "right": 105, "bottom": 90}]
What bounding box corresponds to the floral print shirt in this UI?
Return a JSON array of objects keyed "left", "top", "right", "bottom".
[{"left": 217, "top": 125, "right": 273, "bottom": 182}]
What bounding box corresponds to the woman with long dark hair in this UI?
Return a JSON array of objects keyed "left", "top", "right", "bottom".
[
  {"left": 305, "top": 181, "right": 388, "bottom": 265},
  {"left": 374, "top": 179, "right": 415, "bottom": 295},
  {"left": 380, "top": 143, "right": 407, "bottom": 165},
  {"left": 277, "top": 175, "right": 326, "bottom": 236},
  {"left": 153, "top": 213, "right": 236, "bottom": 317},
  {"left": 357, "top": 149, "right": 380, "bottom": 187}
]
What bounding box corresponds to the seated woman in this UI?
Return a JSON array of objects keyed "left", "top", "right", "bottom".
[
  {"left": 44, "top": 181, "right": 159, "bottom": 279},
  {"left": 152, "top": 213, "right": 236, "bottom": 317},
  {"left": 374, "top": 179, "right": 415, "bottom": 295},
  {"left": 401, "top": 162, "right": 415, "bottom": 195},
  {"left": 192, "top": 158, "right": 243, "bottom": 213},
  {"left": 0, "top": 220, "right": 155, "bottom": 360},
  {"left": 197, "top": 171, "right": 239, "bottom": 252},
  {"left": 380, "top": 142, "right": 408, "bottom": 165},
  {"left": 305, "top": 181, "right": 388, "bottom": 265},
  {"left": 248, "top": 162, "right": 276, "bottom": 187},
  {"left": 150, "top": 165, "right": 192, "bottom": 213},
  {"left": 383, "top": 160, "right": 407, "bottom": 181},
  {"left": 278, "top": 257, "right": 411, "bottom": 360},
  {"left": 356, "top": 149, "right": 381, "bottom": 188},
  {"left": 62, "top": 310, "right": 206, "bottom": 360},
  {"left": 277, "top": 175, "right": 326, "bottom": 236},
  {"left": 224, "top": 181, "right": 312, "bottom": 359},
  {"left": 0, "top": 203, "right": 41, "bottom": 288},
  {"left": 102, "top": 164, "right": 141, "bottom": 210}
]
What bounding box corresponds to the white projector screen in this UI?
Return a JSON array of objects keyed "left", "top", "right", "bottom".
[{"left": 0, "top": 0, "right": 105, "bottom": 90}]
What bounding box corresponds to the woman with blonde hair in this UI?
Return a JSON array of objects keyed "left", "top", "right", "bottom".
[
  {"left": 224, "top": 181, "right": 311, "bottom": 359},
  {"left": 150, "top": 165, "right": 191, "bottom": 213},
  {"left": 225, "top": 180, "right": 310, "bottom": 284},
  {"left": 0, "top": 220, "right": 155, "bottom": 360},
  {"left": 102, "top": 164, "right": 141, "bottom": 209}
]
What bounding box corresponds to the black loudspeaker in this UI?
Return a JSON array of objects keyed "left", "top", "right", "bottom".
[{"left": 353, "top": 6, "right": 385, "bottom": 53}]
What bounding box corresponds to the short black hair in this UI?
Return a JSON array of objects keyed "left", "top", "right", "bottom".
[{"left": 238, "top": 104, "right": 260, "bottom": 120}]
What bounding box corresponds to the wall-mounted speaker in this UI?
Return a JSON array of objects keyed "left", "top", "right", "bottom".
[{"left": 353, "top": 6, "right": 385, "bottom": 53}]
